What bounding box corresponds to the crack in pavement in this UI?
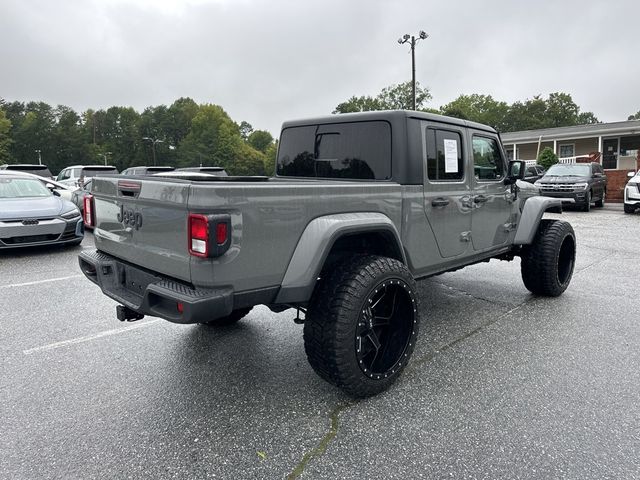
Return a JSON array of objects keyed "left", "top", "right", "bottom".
[
  {"left": 285, "top": 299, "right": 527, "bottom": 479},
  {"left": 286, "top": 402, "right": 357, "bottom": 479}
]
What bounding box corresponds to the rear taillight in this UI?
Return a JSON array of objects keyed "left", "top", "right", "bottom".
[
  {"left": 188, "top": 214, "right": 231, "bottom": 258},
  {"left": 83, "top": 194, "right": 95, "bottom": 227}
]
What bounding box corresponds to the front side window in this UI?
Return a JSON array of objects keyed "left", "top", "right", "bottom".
[
  {"left": 472, "top": 136, "right": 505, "bottom": 181},
  {"left": 426, "top": 129, "right": 464, "bottom": 181},
  {"left": 276, "top": 121, "right": 391, "bottom": 180}
]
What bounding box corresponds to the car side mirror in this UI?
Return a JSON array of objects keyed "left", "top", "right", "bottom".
[
  {"left": 628, "top": 171, "right": 636, "bottom": 178},
  {"left": 51, "top": 188, "right": 61, "bottom": 197},
  {"left": 505, "top": 160, "right": 526, "bottom": 185},
  {"left": 593, "top": 172, "right": 602, "bottom": 178}
]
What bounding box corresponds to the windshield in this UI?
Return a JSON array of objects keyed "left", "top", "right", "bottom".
[
  {"left": 0, "top": 178, "right": 52, "bottom": 198},
  {"left": 545, "top": 164, "right": 591, "bottom": 176}
]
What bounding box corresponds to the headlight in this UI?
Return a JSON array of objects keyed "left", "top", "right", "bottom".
[
  {"left": 534, "top": 181, "right": 542, "bottom": 187},
  {"left": 61, "top": 209, "right": 81, "bottom": 220},
  {"left": 573, "top": 183, "right": 588, "bottom": 190}
]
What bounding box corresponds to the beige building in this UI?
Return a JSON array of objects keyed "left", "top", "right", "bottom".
[{"left": 501, "top": 120, "right": 640, "bottom": 171}]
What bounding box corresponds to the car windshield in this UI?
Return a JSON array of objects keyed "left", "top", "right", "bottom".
[
  {"left": 0, "top": 178, "right": 52, "bottom": 198},
  {"left": 545, "top": 164, "right": 591, "bottom": 176}
]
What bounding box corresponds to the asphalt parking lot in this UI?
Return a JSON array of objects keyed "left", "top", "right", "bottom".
[{"left": 1, "top": 205, "right": 639, "bottom": 479}]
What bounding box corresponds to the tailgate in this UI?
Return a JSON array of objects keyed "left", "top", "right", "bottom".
[{"left": 91, "top": 177, "right": 191, "bottom": 282}]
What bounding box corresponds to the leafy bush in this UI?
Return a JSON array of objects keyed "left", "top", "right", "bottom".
[{"left": 538, "top": 147, "right": 559, "bottom": 169}]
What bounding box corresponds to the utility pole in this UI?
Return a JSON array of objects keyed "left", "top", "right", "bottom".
[{"left": 397, "top": 30, "right": 429, "bottom": 111}]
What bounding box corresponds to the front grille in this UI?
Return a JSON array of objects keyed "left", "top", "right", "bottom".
[
  {"left": 59, "top": 221, "right": 79, "bottom": 241},
  {"left": 539, "top": 183, "right": 576, "bottom": 192},
  {"left": 2, "top": 234, "right": 58, "bottom": 245}
]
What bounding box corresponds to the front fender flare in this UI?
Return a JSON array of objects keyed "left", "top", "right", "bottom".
[
  {"left": 274, "top": 212, "right": 404, "bottom": 304},
  {"left": 514, "top": 196, "right": 565, "bottom": 245}
]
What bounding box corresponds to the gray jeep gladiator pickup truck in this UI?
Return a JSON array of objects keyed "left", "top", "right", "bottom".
[{"left": 79, "top": 110, "right": 576, "bottom": 397}]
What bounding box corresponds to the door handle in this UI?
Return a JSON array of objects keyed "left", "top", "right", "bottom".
[
  {"left": 473, "top": 195, "right": 488, "bottom": 204},
  {"left": 431, "top": 198, "right": 450, "bottom": 207}
]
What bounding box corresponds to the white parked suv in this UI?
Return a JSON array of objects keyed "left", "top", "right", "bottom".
[
  {"left": 624, "top": 171, "right": 640, "bottom": 214},
  {"left": 57, "top": 165, "right": 119, "bottom": 187}
]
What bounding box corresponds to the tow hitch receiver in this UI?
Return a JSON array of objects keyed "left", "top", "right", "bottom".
[{"left": 116, "top": 305, "right": 145, "bottom": 322}]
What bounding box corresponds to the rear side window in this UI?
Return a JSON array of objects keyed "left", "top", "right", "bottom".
[
  {"left": 277, "top": 121, "right": 391, "bottom": 180},
  {"left": 425, "top": 128, "right": 464, "bottom": 181},
  {"left": 472, "top": 136, "right": 505, "bottom": 181}
]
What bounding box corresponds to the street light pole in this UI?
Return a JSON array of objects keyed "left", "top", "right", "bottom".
[
  {"left": 35, "top": 149, "right": 42, "bottom": 165},
  {"left": 101, "top": 151, "right": 112, "bottom": 166},
  {"left": 398, "top": 30, "right": 429, "bottom": 111},
  {"left": 142, "top": 137, "right": 164, "bottom": 166}
]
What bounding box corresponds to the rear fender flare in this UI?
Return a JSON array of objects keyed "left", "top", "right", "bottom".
[{"left": 274, "top": 213, "right": 404, "bottom": 304}]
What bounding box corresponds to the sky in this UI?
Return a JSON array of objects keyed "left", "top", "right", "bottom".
[{"left": 2, "top": 0, "right": 640, "bottom": 136}]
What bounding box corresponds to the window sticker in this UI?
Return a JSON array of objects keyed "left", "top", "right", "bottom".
[{"left": 444, "top": 139, "right": 458, "bottom": 173}]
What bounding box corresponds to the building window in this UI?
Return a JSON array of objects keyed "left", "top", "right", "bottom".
[{"left": 559, "top": 144, "right": 575, "bottom": 158}]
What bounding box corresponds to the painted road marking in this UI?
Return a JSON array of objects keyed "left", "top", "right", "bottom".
[
  {"left": 23, "top": 320, "right": 160, "bottom": 355},
  {"left": 0, "top": 275, "right": 83, "bottom": 289}
]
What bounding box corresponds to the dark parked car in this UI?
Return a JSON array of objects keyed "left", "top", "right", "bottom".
[
  {"left": 176, "top": 166, "right": 228, "bottom": 176},
  {"left": 534, "top": 162, "right": 607, "bottom": 211},
  {"left": 0, "top": 164, "right": 54, "bottom": 179},
  {"left": 121, "top": 166, "right": 175, "bottom": 175},
  {"left": 523, "top": 164, "right": 545, "bottom": 183},
  {"left": 0, "top": 171, "right": 83, "bottom": 248}
]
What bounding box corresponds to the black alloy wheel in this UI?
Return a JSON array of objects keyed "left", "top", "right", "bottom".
[
  {"left": 304, "top": 255, "right": 420, "bottom": 397},
  {"left": 355, "top": 280, "right": 415, "bottom": 380}
]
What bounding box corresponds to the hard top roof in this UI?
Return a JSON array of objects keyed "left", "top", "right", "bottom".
[{"left": 280, "top": 110, "right": 497, "bottom": 134}]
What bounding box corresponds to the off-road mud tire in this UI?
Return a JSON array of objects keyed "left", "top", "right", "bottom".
[
  {"left": 521, "top": 219, "right": 576, "bottom": 297},
  {"left": 304, "top": 255, "right": 420, "bottom": 398}
]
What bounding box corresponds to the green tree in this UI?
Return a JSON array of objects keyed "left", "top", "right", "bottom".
[
  {"left": 0, "top": 108, "right": 12, "bottom": 164},
  {"left": 627, "top": 111, "right": 640, "bottom": 121},
  {"left": 333, "top": 81, "right": 431, "bottom": 113},
  {"left": 577, "top": 111, "right": 600, "bottom": 124},
  {"left": 264, "top": 140, "right": 278, "bottom": 176},
  {"left": 333, "top": 95, "right": 382, "bottom": 114},
  {"left": 239, "top": 121, "right": 253, "bottom": 140},
  {"left": 538, "top": 147, "right": 559, "bottom": 169},
  {"left": 177, "top": 104, "right": 242, "bottom": 169},
  {"left": 440, "top": 94, "right": 510, "bottom": 130},
  {"left": 378, "top": 81, "right": 432, "bottom": 110},
  {"left": 247, "top": 130, "right": 274, "bottom": 153}
]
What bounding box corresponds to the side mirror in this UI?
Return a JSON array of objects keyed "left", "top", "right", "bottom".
[
  {"left": 593, "top": 172, "right": 602, "bottom": 178},
  {"left": 628, "top": 171, "right": 636, "bottom": 178},
  {"left": 505, "top": 160, "right": 526, "bottom": 185},
  {"left": 45, "top": 183, "right": 55, "bottom": 191}
]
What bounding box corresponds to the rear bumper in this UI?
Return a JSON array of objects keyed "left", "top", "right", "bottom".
[{"left": 78, "top": 249, "right": 233, "bottom": 324}]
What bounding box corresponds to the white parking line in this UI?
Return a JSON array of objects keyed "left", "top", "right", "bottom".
[
  {"left": 23, "top": 319, "right": 160, "bottom": 355},
  {"left": 0, "top": 275, "right": 83, "bottom": 289}
]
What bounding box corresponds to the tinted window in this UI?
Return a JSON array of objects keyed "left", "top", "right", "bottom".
[
  {"left": 426, "top": 129, "right": 464, "bottom": 181},
  {"left": 526, "top": 166, "right": 537, "bottom": 176},
  {"left": 277, "top": 122, "right": 391, "bottom": 180},
  {"left": 472, "top": 136, "right": 504, "bottom": 180}
]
